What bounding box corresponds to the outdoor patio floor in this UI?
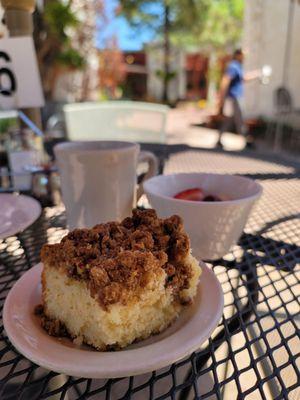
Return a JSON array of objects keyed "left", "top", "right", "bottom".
[{"left": 165, "top": 105, "right": 246, "bottom": 152}]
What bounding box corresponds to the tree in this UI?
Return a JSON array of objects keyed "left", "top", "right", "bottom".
[
  {"left": 99, "top": 38, "right": 126, "bottom": 99},
  {"left": 119, "top": 0, "right": 209, "bottom": 103},
  {"left": 173, "top": 0, "right": 244, "bottom": 52},
  {"left": 118, "top": 0, "right": 243, "bottom": 102},
  {"left": 172, "top": 0, "right": 244, "bottom": 96},
  {"left": 33, "top": 0, "right": 82, "bottom": 100},
  {"left": 69, "top": 0, "right": 104, "bottom": 100},
  {"left": 33, "top": 0, "right": 103, "bottom": 100}
]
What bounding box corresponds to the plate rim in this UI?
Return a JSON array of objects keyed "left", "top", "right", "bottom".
[
  {"left": 0, "top": 194, "right": 42, "bottom": 239},
  {"left": 3, "top": 261, "right": 224, "bottom": 378}
]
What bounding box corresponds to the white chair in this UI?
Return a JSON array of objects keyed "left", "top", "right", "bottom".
[{"left": 63, "top": 101, "right": 169, "bottom": 143}]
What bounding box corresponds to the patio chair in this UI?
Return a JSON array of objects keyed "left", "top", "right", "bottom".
[
  {"left": 266, "top": 87, "right": 300, "bottom": 150},
  {"left": 274, "top": 87, "right": 293, "bottom": 114},
  {"left": 63, "top": 101, "right": 169, "bottom": 143}
]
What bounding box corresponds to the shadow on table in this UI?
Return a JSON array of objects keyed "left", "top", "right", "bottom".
[
  {"left": 239, "top": 214, "right": 300, "bottom": 272},
  {"left": 178, "top": 213, "right": 299, "bottom": 399}
]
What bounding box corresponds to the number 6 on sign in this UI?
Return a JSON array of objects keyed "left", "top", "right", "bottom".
[
  {"left": 0, "top": 51, "right": 17, "bottom": 96},
  {"left": 0, "top": 37, "right": 44, "bottom": 110}
]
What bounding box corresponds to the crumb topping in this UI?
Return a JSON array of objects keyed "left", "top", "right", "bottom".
[
  {"left": 41, "top": 209, "right": 192, "bottom": 308},
  {"left": 35, "top": 304, "right": 68, "bottom": 337}
]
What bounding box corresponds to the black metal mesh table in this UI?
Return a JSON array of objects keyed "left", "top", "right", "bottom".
[{"left": 0, "top": 145, "right": 299, "bottom": 400}]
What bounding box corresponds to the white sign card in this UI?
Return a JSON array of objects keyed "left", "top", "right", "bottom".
[{"left": 0, "top": 36, "right": 44, "bottom": 109}]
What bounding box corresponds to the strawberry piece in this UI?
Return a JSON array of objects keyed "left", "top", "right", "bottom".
[{"left": 174, "top": 188, "right": 204, "bottom": 201}]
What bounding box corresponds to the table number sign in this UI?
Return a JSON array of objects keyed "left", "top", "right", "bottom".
[{"left": 0, "top": 36, "right": 44, "bottom": 109}]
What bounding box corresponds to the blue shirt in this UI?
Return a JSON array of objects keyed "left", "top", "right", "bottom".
[{"left": 226, "top": 60, "right": 244, "bottom": 99}]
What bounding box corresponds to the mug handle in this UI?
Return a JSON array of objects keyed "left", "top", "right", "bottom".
[{"left": 137, "top": 151, "right": 159, "bottom": 200}]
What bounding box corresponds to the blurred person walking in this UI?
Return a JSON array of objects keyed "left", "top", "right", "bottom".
[{"left": 217, "top": 49, "right": 261, "bottom": 148}]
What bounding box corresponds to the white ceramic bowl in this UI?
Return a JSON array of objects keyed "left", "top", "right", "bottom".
[{"left": 144, "top": 173, "right": 263, "bottom": 260}]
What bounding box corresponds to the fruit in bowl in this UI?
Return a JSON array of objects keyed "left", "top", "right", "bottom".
[
  {"left": 174, "top": 188, "right": 225, "bottom": 202},
  {"left": 174, "top": 188, "right": 204, "bottom": 201},
  {"left": 144, "top": 173, "right": 262, "bottom": 261}
]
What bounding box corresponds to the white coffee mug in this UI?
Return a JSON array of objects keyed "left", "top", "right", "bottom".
[{"left": 54, "top": 141, "right": 158, "bottom": 229}]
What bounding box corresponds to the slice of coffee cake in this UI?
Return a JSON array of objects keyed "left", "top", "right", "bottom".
[{"left": 40, "top": 209, "right": 201, "bottom": 350}]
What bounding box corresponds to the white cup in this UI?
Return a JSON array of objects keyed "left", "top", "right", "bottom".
[
  {"left": 54, "top": 141, "right": 158, "bottom": 229},
  {"left": 144, "top": 173, "right": 262, "bottom": 260}
]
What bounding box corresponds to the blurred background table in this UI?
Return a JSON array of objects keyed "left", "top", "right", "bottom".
[{"left": 0, "top": 144, "right": 299, "bottom": 400}]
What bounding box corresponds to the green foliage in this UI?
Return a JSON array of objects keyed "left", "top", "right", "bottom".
[
  {"left": 119, "top": 0, "right": 244, "bottom": 101},
  {"left": 169, "top": 0, "right": 211, "bottom": 35},
  {"left": 0, "top": 118, "right": 17, "bottom": 135},
  {"left": 170, "top": 0, "right": 244, "bottom": 51},
  {"left": 119, "top": 0, "right": 244, "bottom": 51},
  {"left": 119, "top": 0, "right": 210, "bottom": 34},
  {"left": 43, "top": 0, "right": 83, "bottom": 68},
  {"left": 118, "top": 0, "right": 162, "bottom": 29},
  {"left": 119, "top": 0, "right": 210, "bottom": 101},
  {"left": 57, "top": 48, "right": 86, "bottom": 69},
  {"left": 34, "top": 0, "right": 84, "bottom": 72},
  {"left": 155, "top": 69, "right": 177, "bottom": 82},
  {"left": 197, "top": 0, "right": 244, "bottom": 51},
  {"left": 44, "top": 1, "right": 79, "bottom": 42}
]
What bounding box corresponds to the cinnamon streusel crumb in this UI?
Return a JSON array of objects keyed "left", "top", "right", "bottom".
[{"left": 41, "top": 209, "right": 191, "bottom": 309}]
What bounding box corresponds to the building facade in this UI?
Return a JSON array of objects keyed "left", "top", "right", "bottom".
[{"left": 243, "top": 0, "right": 300, "bottom": 117}]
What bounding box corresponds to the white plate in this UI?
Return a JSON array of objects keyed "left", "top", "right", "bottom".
[
  {"left": 3, "top": 262, "right": 224, "bottom": 379},
  {"left": 0, "top": 194, "right": 41, "bottom": 239}
]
